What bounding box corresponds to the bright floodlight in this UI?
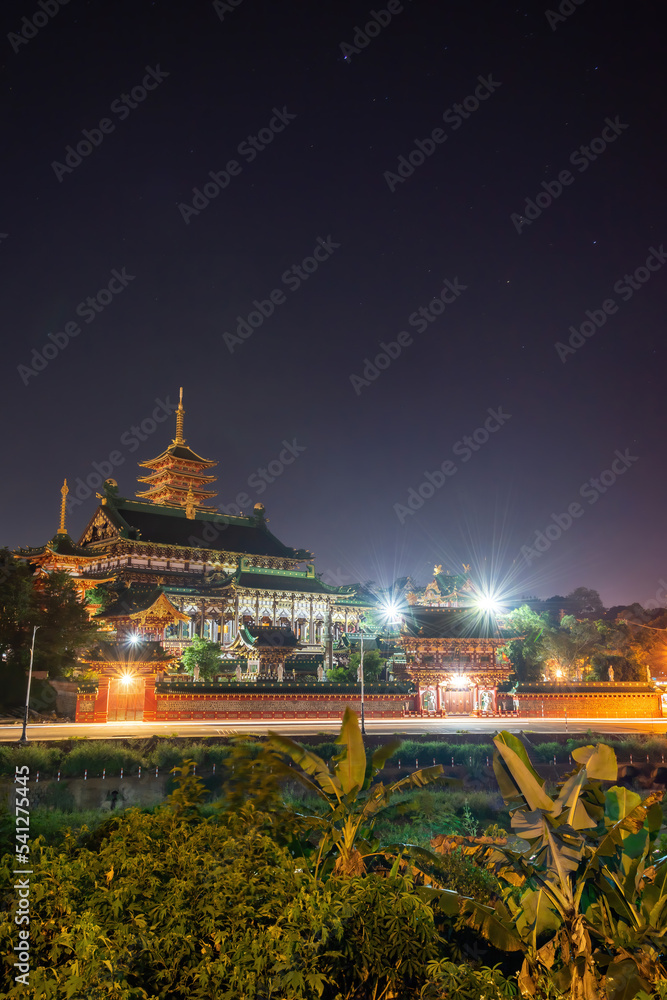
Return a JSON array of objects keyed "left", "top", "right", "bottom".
[
  {"left": 380, "top": 601, "right": 403, "bottom": 624},
  {"left": 474, "top": 593, "right": 502, "bottom": 615},
  {"left": 127, "top": 633, "right": 141, "bottom": 645},
  {"left": 120, "top": 673, "right": 134, "bottom": 686}
]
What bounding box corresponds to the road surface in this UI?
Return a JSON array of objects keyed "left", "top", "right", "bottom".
[{"left": 2, "top": 716, "right": 667, "bottom": 741}]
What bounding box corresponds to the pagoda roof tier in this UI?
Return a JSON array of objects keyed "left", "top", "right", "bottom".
[
  {"left": 134, "top": 485, "right": 218, "bottom": 508},
  {"left": 94, "top": 585, "right": 189, "bottom": 625},
  {"left": 138, "top": 444, "right": 217, "bottom": 469},
  {"left": 78, "top": 498, "right": 309, "bottom": 561},
  {"left": 16, "top": 532, "right": 92, "bottom": 560},
  {"left": 137, "top": 469, "right": 217, "bottom": 486},
  {"left": 401, "top": 607, "right": 506, "bottom": 641}
]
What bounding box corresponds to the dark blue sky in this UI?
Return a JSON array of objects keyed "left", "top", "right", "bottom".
[{"left": 1, "top": 0, "right": 665, "bottom": 607}]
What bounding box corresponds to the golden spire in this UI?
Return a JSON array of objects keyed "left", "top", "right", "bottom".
[
  {"left": 175, "top": 387, "right": 185, "bottom": 445},
  {"left": 57, "top": 479, "right": 69, "bottom": 534}
]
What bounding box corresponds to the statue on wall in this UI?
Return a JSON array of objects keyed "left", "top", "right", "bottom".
[
  {"left": 235, "top": 665, "right": 242, "bottom": 681},
  {"left": 608, "top": 664, "right": 614, "bottom": 682},
  {"left": 277, "top": 662, "right": 284, "bottom": 682}
]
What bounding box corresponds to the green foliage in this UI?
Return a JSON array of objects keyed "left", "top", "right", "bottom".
[
  {"left": 180, "top": 636, "right": 223, "bottom": 680},
  {"left": 459, "top": 731, "right": 667, "bottom": 1000},
  {"left": 499, "top": 605, "right": 548, "bottom": 683},
  {"left": 348, "top": 647, "right": 385, "bottom": 682},
  {"left": 0, "top": 763, "right": 505, "bottom": 1000},
  {"left": 0, "top": 553, "right": 103, "bottom": 698},
  {"left": 268, "top": 708, "right": 446, "bottom": 877},
  {"left": 60, "top": 740, "right": 146, "bottom": 778},
  {"left": 420, "top": 960, "right": 518, "bottom": 999},
  {"left": 326, "top": 665, "right": 354, "bottom": 683},
  {"left": 0, "top": 741, "right": 63, "bottom": 776}
]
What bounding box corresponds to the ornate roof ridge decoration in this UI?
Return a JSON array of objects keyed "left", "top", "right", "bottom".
[
  {"left": 406, "top": 563, "right": 474, "bottom": 607},
  {"left": 95, "top": 586, "right": 190, "bottom": 625},
  {"left": 136, "top": 388, "right": 218, "bottom": 511}
]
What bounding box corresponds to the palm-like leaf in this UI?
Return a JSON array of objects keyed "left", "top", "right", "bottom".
[{"left": 333, "top": 706, "right": 366, "bottom": 794}]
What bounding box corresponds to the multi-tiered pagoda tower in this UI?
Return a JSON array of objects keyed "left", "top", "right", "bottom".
[{"left": 136, "top": 388, "right": 218, "bottom": 512}]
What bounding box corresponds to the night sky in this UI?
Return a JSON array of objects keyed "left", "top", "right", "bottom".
[{"left": 2, "top": 0, "right": 665, "bottom": 608}]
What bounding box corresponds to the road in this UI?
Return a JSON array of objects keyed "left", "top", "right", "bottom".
[{"left": 2, "top": 716, "right": 667, "bottom": 741}]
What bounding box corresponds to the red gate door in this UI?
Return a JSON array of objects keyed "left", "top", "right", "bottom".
[
  {"left": 444, "top": 689, "right": 473, "bottom": 715},
  {"left": 107, "top": 677, "right": 145, "bottom": 721}
]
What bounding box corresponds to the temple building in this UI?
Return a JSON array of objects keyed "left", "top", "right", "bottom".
[
  {"left": 16, "top": 391, "right": 374, "bottom": 718},
  {"left": 393, "top": 566, "right": 513, "bottom": 714}
]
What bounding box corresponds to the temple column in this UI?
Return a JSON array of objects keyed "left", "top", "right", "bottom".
[
  {"left": 272, "top": 597, "right": 277, "bottom": 626},
  {"left": 436, "top": 685, "right": 441, "bottom": 714},
  {"left": 218, "top": 614, "right": 224, "bottom": 645},
  {"left": 291, "top": 596, "right": 296, "bottom": 631},
  {"left": 199, "top": 602, "right": 206, "bottom": 638},
  {"left": 255, "top": 594, "right": 260, "bottom": 624},
  {"left": 234, "top": 592, "right": 239, "bottom": 635},
  {"left": 309, "top": 598, "right": 314, "bottom": 644},
  {"left": 344, "top": 608, "right": 349, "bottom": 634}
]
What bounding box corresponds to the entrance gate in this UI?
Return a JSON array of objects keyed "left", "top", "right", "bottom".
[
  {"left": 443, "top": 689, "right": 473, "bottom": 715},
  {"left": 107, "top": 677, "right": 145, "bottom": 721}
]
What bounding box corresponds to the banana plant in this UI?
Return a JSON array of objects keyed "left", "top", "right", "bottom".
[
  {"left": 267, "top": 707, "right": 445, "bottom": 877},
  {"left": 458, "top": 731, "right": 667, "bottom": 1000}
]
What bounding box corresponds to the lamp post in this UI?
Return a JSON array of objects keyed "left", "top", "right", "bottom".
[
  {"left": 359, "top": 629, "right": 365, "bottom": 735},
  {"left": 19, "top": 626, "right": 40, "bottom": 745}
]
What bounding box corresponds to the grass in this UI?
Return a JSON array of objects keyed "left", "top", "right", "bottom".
[{"left": 3, "top": 731, "right": 667, "bottom": 780}]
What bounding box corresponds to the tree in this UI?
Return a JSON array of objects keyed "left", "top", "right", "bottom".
[
  {"left": 564, "top": 586, "right": 605, "bottom": 617},
  {"left": 0, "top": 553, "right": 102, "bottom": 696},
  {"left": 536, "top": 615, "right": 603, "bottom": 681},
  {"left": 35, "top": 571, "right": 103, "bottom": 677},
  {"left": 180, "top": 636, "right": 222, "bottom": 680},
  {"left": 349, "top": 648, "right": 385, "bottom": 682},
  {"left": 498, "top": 605, "right": 547, "bottom": 683}
]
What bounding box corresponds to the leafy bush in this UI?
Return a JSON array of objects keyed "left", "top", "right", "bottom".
[
  {"left": 0, "top": 773, "right": 478, "bottom": 1000},
  {"left": 60, "top": 740, "right": 146, "bottom": 777},
  {"left": 0, "top": 742, "right": 63, "bottom": 777},
  {"left": 530, "top": 741, "right": 562, "bottom": 762}
]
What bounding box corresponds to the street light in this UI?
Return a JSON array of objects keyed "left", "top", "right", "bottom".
[
  {"left": 359, "top": 629, "right": 366, "bottom": 735},
  {"left": 19, "top": 625, "right": 40, "bottom": 745}
]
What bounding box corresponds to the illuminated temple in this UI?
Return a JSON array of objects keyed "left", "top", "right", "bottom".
[
  {"left": 393, "top": 567, "right": 513, "bottom": 714},
  {"left": 17, "top": 392, "right": 377, "bottom": 720}
]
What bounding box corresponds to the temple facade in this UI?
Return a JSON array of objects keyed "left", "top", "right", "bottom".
[
  {"left": 393, "top": 566, "right": 513, "bottom": 715},
  {"left": 17, "top": 391, "right": 373, "bottom": 709}
]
